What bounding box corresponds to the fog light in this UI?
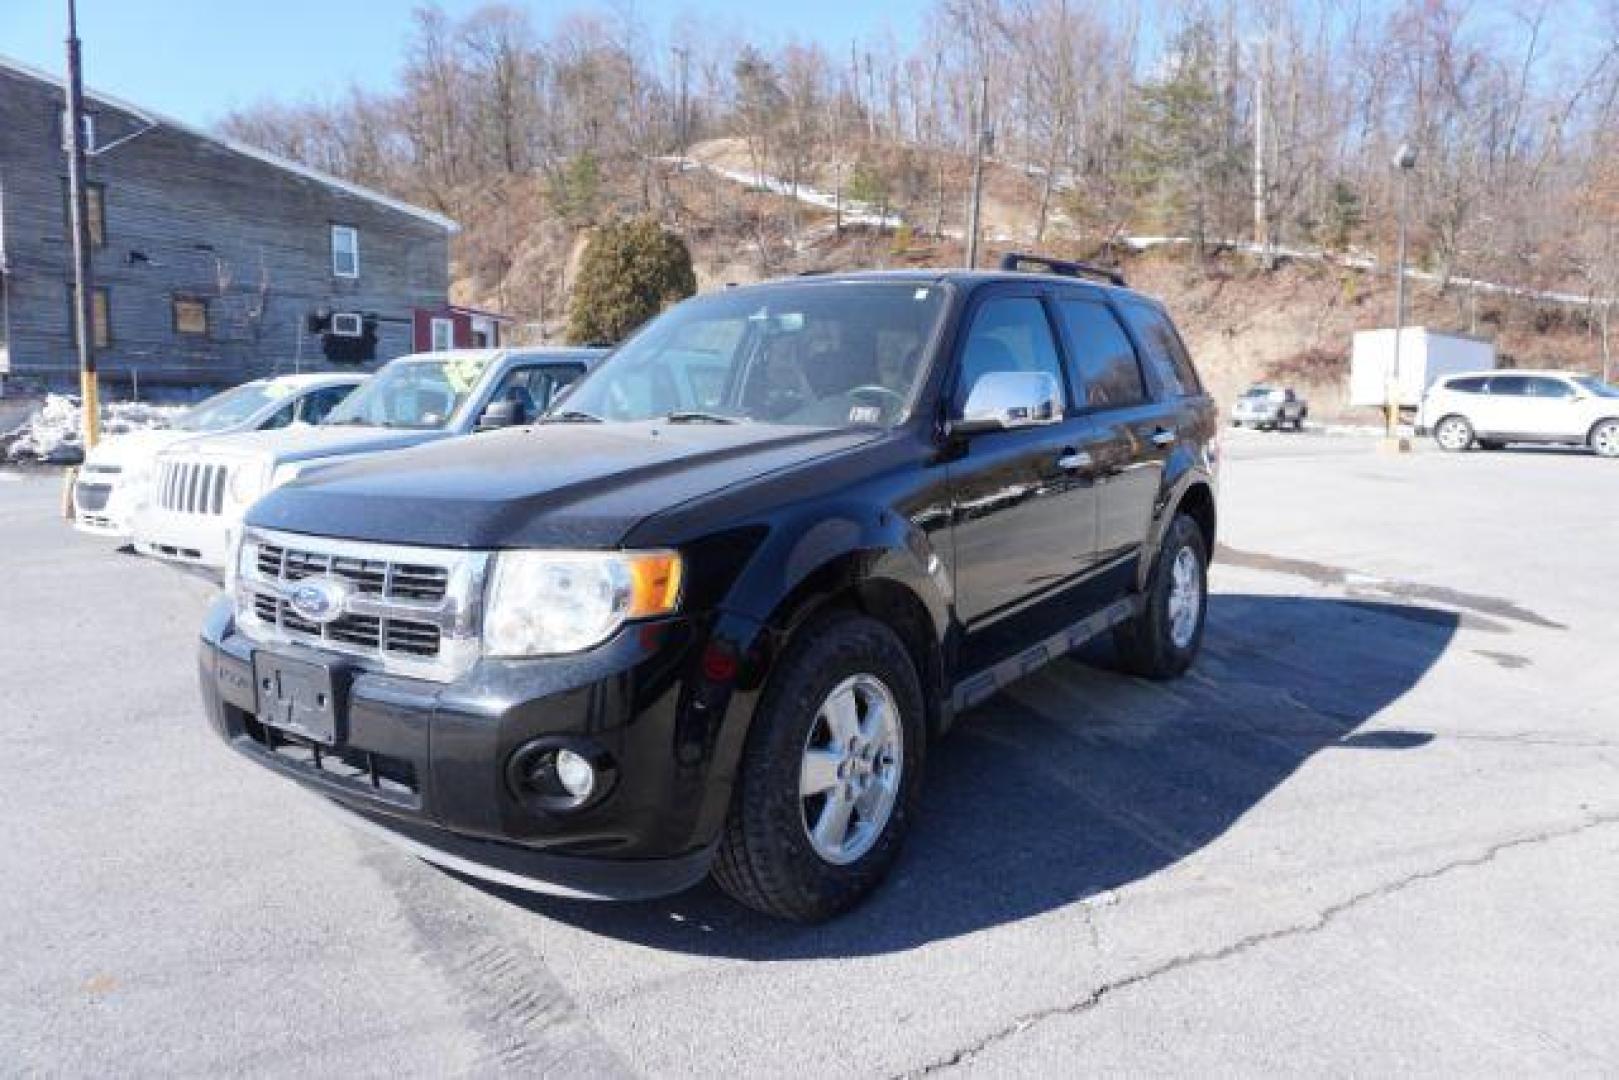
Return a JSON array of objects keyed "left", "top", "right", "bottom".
[{"left": 554, "top": 749, "right": 596, "bottom": 799}]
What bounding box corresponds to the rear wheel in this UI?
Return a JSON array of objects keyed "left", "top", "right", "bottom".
[
  {"left": 1592, "top": 419, "right": 1619, "bottom": 459},
  {"left": 713, "top": 611, "right": 925, "bottom": 922},
  {"left": 1434, "top": 414, "right": 1474, "bottom": 452},
  {"left": 1114, "top": 513, "right": 1208, "bottom": 680}
]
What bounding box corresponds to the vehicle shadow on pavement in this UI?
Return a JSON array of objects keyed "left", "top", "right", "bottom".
[{"left": 468, "top": 594, "right": 1451, "bottom": 956}]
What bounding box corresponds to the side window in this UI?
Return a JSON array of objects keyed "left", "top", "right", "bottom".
[
  {"left": 299, "top": 385, "right": 354, "bottom": 424},
  {"left": 1119, "top": 301, "right": 1201, "bottom": 397},
  {"left": 1529, "top": 377, "right": 1574, "bottom": 399},
  {"left": 1447, "top": 377, "right": 1487, "bottom": 394},
  {"left": 1487, "top": 375, "right": 1530, "bottom": 396},
  {"left": 490, "top": 365, "right": 584, "bottom": 418},
  {"left": 259, "top": 400, "right": 298, "bottom": 430},
  {"left": 1053, "top": 299, "right": 1146, "bottom": 409},
  {"left": 955, "top": 296, "right": 1065, "bottom": 409}
]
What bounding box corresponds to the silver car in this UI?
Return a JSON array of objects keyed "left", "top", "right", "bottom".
[{"left": 1231, "top": 385, "right": 1308, "bottom": 431}]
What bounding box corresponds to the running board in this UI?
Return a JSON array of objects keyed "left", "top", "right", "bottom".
[{"left": 950, "top": 595, "right": 1141, "bottom": 712}]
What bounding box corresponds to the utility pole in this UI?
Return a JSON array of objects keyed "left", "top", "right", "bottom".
[
  {"left": 65, "top": 0, "right": 101, "bottom": 448},
  {"left": 671, "top": 45, "right": 690, "bottom": 157},
  {"left": 965, "top": 75, "right": 988, "bottom": 269},
  {"left": 1252, "top": 36, "right": 1270, "bottom": 268},
  {"left": 1388, "top": 142, "right": 1418, "bottom": 446}
]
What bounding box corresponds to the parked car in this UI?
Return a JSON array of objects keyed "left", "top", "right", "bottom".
[
  {"left": 133, "top": 347, "right": 600, "bottom": 569},
  {"left": 196, "top": 255, "right": 1218, "bottom": 921},
  {"left": 1418, "top": 370, "right": 1619, "bottom": 456},
  {"left": 72, "top": 373, "right": 364, "bottom": 538},
  {"left": 1231, "top": 385, "right": 1307, "bottom": 430}
]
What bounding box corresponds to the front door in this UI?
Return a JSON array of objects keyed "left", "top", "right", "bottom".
[{"left": 947, "top": 290, "right": 1104, "bottom": 635}]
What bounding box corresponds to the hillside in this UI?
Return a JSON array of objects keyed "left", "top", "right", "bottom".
[{"left": 461, "top": 143, "right": 1610, "bottom": 423}]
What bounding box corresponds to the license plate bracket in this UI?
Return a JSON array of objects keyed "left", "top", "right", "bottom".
[{"left": 252, "top": 652, "right": 347, "bottom": 746}]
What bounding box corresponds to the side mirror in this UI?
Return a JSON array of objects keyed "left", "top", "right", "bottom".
[
  {"left": 476, "top": 399, "right": 522, "bottom": 431},
  {"left": 956, "top": 371, "right": 1064, "bottom": 434}
]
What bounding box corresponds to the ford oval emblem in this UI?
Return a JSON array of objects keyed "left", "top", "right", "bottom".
[{"left": 288, "top": 577, "right": 349, "bottom": 625}]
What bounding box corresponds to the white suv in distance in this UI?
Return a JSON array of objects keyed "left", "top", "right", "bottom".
[
  {"left": 73, "top": 373, "right": 365, "bottom": 538},
  {"left": 1420, "top": 370, "right": 1619, "bottom": 457}
]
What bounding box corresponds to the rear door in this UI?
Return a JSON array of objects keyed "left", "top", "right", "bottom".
[
  {"left": 1050, "top": 291, "right": 1161, "bottom": 567},
  {"left": 947, "top": 287, "right": 1104, "bottom": 632},
  {"left": 1108, "top": 299, "right": 1206, "bottom": 563}
]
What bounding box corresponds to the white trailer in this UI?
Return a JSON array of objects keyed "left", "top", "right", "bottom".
[{"left": 1349, "top": 328, "right": 1496, "bottom": 408}]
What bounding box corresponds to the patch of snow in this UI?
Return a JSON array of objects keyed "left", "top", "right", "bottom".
[{"left": 3, "top": 395, "right": 185, "bottom": 465}]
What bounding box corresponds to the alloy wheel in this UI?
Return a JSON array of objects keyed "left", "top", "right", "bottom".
[
  {"left": 798, "top": 674, "right": 903, "bottom": 866},
  {"left": 1167, "top": 545, "right": 1203, "bottom": 650}
]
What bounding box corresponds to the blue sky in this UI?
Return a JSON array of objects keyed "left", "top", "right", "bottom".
[{"left": 0, "top": 0, "right": 934, "bottom": 126}]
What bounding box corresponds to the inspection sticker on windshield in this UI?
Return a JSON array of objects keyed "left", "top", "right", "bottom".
[
  {"left": 849, "top": 405, "right": 881, "bottom": 424},
  {"left": 913, "top": 288, "right": 930, "bottom": 300}
]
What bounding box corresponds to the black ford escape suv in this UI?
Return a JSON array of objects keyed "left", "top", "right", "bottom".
[{"left": 198, "top": 255, "right": 1218, "bottom": 922}]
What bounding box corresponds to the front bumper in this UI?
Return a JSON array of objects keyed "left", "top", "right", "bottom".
[
  {"left": 197, "top": 596, "right": 761, "bottom": 900},
  {"left": 134, "top": 505, "right": 237, "bottom": 568},
  {"left": 72, "top": 476, "right": 139, "bottom": 537}
]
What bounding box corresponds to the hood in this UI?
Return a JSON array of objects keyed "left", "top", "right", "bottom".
[
  {"left": 248, "top": 421, "right": 880, "bottom": 549},
  {"left": 84, "top": 428, "right": 193, "bottom": 471},
  {"left": 174, "top": 424, "right": 450, "bottom": 465}
]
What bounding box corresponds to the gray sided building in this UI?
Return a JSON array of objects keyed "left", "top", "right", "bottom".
[{"left": 0, "top": 56, "right": 455, "bottom": 397}]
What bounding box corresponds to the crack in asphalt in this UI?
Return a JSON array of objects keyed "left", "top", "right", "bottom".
[{"left": 901, "top": 812, "right": 1619, "bottom": 1077}]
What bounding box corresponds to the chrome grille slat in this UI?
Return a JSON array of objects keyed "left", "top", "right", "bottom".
[{"left": 156, "top": 457, "right": 232, "bottom": 515}]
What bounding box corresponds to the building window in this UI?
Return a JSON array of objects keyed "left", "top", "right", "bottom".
[
  {"left": 67, "top": 285, "right": 111, "bottom": 349},
  {"left": 430, "top": 317, "right": 455, "bottom": 351},
  {"left": 331, "top": 224, "right": 359, "bottom": 278},
  {"left": 60, "top": 180, "right": 106, "bottom": 248},
  {"left": 173, "top": 295, "right": 208, "bottom": 336},
  {"left": 330, "top": 312, "right": 363, "bottom": 337}
]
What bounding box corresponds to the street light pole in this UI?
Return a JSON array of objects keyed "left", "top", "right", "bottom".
[
  {"left": 64, "top": 0, "right": 101, "bottom": 449},
  {"left": 1388, "top": 142, "right": 1418, "bottom": 441}
]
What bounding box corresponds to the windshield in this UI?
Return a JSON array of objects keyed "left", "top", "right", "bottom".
[
  {"left": 323, "top": 357, "right": 491, "bottom": 429},
  {"left": 1574, "top": 376, "right": 1619, "bottom": 399},
  {"left": 1242, "top": 387, "right": 1274, "bottom": 399},
  {"left": 554, "top": 282, "right": 948, "bottom": 427},
  {"left": 172, "top": 382, "right": 286, "bottom": 431}
]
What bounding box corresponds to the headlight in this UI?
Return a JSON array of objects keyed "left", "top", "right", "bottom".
[
  {"left": 483, "top": 550, "right": 683, "bottom": 657},
  {"left": 271, "top": 462, "right": 308, "bottom": 488},
  {"left": 227, "top": 463, "right": 271, "bottom": 506}
]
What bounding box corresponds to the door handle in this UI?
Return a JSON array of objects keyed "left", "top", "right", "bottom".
[
  {"left": 1150, "top": 428, "right": 1178, "bottom": 448},
  {"left": 1057, "top": 450, "right": 1093, "bottom": 471}
]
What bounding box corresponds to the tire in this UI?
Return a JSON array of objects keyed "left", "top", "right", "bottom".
[
  {"left": 1434, "top": 414, "right": 1474, "bottom": 452},
  {"left": 712, "top": 610, "right": 925, "bottom": 922},
  {"left": 1114, "top": 513, "right": 1208, "bottom": 680},
  {"left": 1592, "top": 419, "right": 1619, "bottom": 459}
]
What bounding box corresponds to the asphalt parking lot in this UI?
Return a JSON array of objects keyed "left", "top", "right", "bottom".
[{"left": 3, "top": 431, "right": 1617, "bottom": 1076}]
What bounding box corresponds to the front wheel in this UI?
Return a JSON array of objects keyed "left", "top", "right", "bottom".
[
  {"left": 1434, "top": 414, "right": 1475, "bottom": 452},
  {"left": 713, "top": 611, "right": 925, "bottom": 922},
  {"left": 1114, "top": 513, "right": 1208, "bottom": 680},
  {"left": 1592, "top": 419, "right": 1619, "bottom": 459}
]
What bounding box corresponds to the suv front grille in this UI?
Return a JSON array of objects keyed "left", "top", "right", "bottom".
[
  {"left": 156, "top": 459, "right": 231, "bottom": 515},
  {"left": 256, "top": 541, "right": 450, "bottom": 604},
  {"left": 236, "top": 527, "right": 490, "bottom": 682}
]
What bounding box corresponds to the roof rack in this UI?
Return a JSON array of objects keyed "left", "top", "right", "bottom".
[{"left": 998, "top": 252, "right": 1126, "bottom": 287}]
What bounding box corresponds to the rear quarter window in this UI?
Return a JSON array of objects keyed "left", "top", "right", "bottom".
[
  {"left": 1444, "top": 377, "right": 1488, "bottom": 394},
  {"left": 1119, "top": 301, "right": 1202, "bottom": 397}
]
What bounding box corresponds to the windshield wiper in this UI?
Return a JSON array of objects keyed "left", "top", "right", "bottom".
[
  {"left": 663, "top": 410, "right": 743, "bottom": 425},
  {"left": 546, "top": 410, "right": 604, "bottom": 424}
]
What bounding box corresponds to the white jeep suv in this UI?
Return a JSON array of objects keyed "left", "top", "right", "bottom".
[{"left": 1419, "top": 370, "right": 1619, "bottom": 457}]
